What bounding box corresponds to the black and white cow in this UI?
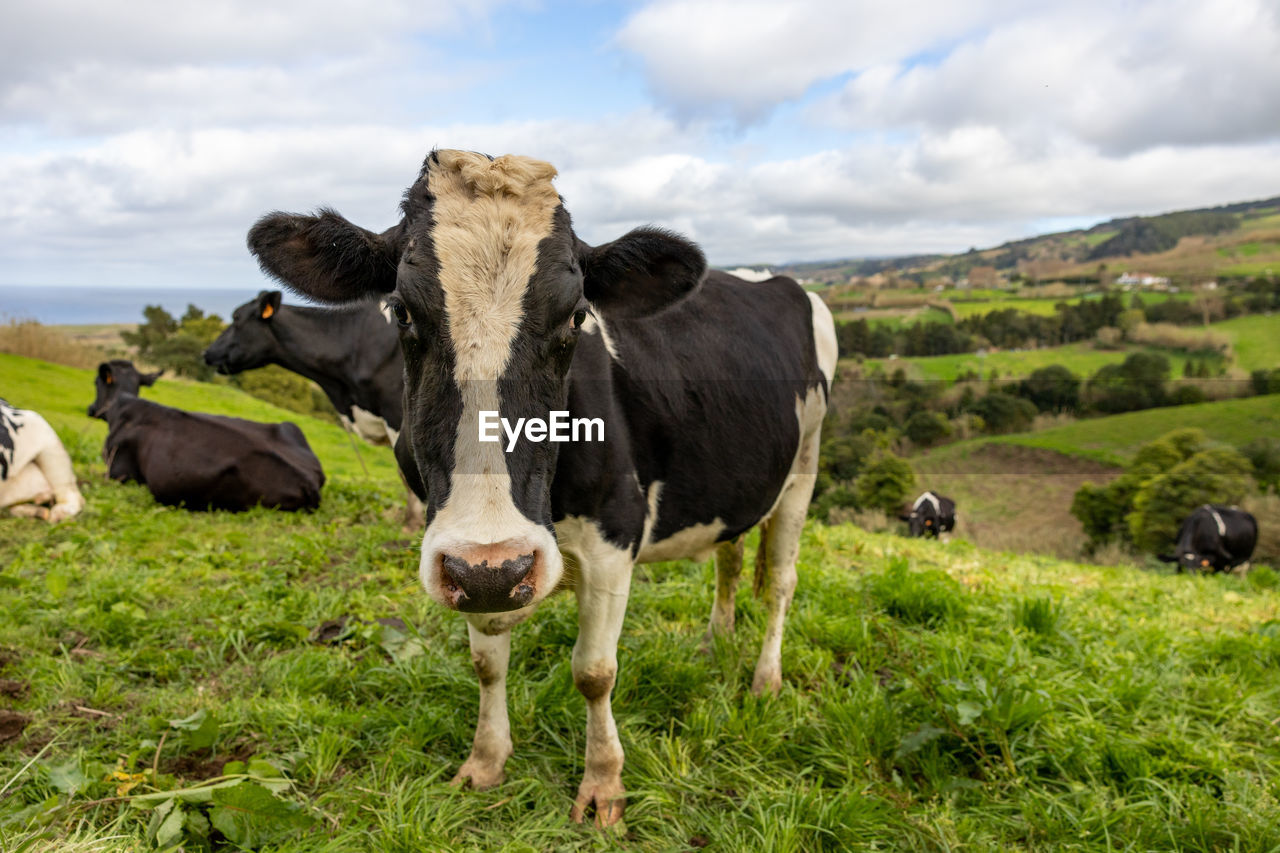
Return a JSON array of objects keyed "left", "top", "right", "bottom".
[
  {"left": 1, "top": 399, "right": 84, "bottom": 521},
  {"left": 246, "top": 150, "right": 837, "bottom": 826},
  {"left": 89, "top": 361, "right": 325, "bottom": 512},
  {"left": 900, "top": 490, "right": 956, "bottom": 538},
  {"left": 202, "top": 290, "right": 424, "bottom": 525},
  {"left": 1158, "top": 504, "right": 1257, "bottom": 573}
]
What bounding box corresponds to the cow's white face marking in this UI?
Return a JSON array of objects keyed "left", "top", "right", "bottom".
[
  {"left": 580, "top": 313, "right": 621, "bottom": 362},
  {"left": 913, "top": 491, "right": 941, "bottom": 514},
  {"left": 417, "top": 152, "right": 567, "bottom": 610}
]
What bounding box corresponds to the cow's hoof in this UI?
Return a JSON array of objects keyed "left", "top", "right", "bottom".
[
  {"left": 451, "top": 759, "right": 505, "bottom": 790},
  {"left": 570, "top": 775, "right": 625, "bottom": 828},
  {"left": 751, "top": 669, "right": 782, "bottom": 697}
]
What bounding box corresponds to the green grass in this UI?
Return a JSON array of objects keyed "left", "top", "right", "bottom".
[
  {"left": 982, "top": 394, "right": 1280, "bottom": 465},
  {"left": 857, "top": 312, "right": 1280, "bottom": 381},
  {"left": 0, "top": 353, "right": 399, "bottom": 484},
  {"left": 4, "top": 357, "right": 1280, "bottom": 850}
]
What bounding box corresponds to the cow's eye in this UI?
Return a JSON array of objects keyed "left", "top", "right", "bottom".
[
  {"left": 390, "top": 300, "right": 411, "bottom": 328},
  {"left": 571, "top": 309, "right": 587, "bottom": 331}
]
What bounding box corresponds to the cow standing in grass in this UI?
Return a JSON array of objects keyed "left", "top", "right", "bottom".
[
  {"left": 1158, "top": 504, "right": 1257, "bottom": 573},
  {"left": 247, "top": 150, "right": 837, "bottom": 826},
  {"left": 203, "top": 290, "right": 425, "bottom": 526},
  {"left": 1, "top": 398, "right": 84, "bottom": 522},
  {"left": 89, "top": 361, "right": 325, "bottom": 512},
  {"left": 901, "top": 490, "right": 956, "bottom": 538}
]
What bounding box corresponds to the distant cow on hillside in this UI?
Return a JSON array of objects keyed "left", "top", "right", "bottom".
[
  {"left": 900, "top": 490, "right": 956, "bottom": 538},
  {"left": 89, "top": 361, "right": 325, "bottom": 512},
  {"left": 1158, "top": 504, "right": 1257, "bottom": 573},
  {"left": 203, "top": 291, "right": 423, "bottom": 526},
  {"left": 1, "top": 399, "right": 84, "bottom": 522}
]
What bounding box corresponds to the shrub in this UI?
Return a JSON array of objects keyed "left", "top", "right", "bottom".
[
  {"left": 1086, "top": 352, "right": 1170, "bottom": 413},
  {"left": 1018, "top": 364, "right": 1080, "bottom": 413},
  {"left": 904, "top": 411, "right": 950, "bottom": 447},
  {"left": 1127, "top": 447, "right": 1255, "bottom": 554},
  {"left": 853, "top": 453, "right": 916, "bottom": 514},
  {"left": 969, "top": 391, "right": 1037, "bottom": 434},
  {"left": 122, "top": 304, "right": 225, "bottom": 380},
  {"left": 1243, "top": 437, "right": 1280, "bottom": 495}
]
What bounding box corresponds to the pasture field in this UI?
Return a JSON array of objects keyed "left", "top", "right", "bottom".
[
  {"left": 0, "top": 353, "right": 399, "bottom": 483},
  {"left": 978, "top": 394, "right": 1280, "bottom": 466},
  {"left": 3, "top": 357, "right": 1280, "bottom": 850},
  {"left": 858, "top": 311, "right": 1280, "bottom": 381}
]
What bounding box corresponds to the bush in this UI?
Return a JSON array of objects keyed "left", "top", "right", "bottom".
[
  {"left": 969, "top": 391, "right": 1037, "bottom": 434},
  {"left": 1127, "top": 447, "right": 1255, "bottom": 554},
  {"left": 904, "top": 411, "right": 950, "bottom": 447},
  {"left": 853, "top": 453, "right": 917, "bottom": 514},
  {"left": 1167, "top": 384, "right": 1207, "bottom": 406},
  {"left": 1243, "top": 437, "right": 1280, "bottom": 495},
  {"left": 1086, "top": 352, "right": 1170, "bottom": 413},
  {"left": 122, "top": 304, "right": 225, "bottom": 380},
  {"left": 1018, "top": 364, "right": 1080, "bottom": 413}
]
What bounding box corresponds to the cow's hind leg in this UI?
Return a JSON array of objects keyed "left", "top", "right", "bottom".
[
  {"left": 452, "top": 620, "right": 513, "bottom": 790},
  {"left": 752, "top": 429, "right": 820, "bottom": 696},
  {"left": 569, "top": 530, "right": 633, "bottom": 828},
  {"left": 702, "top": 536, "right": 745, "bottom": 648}
]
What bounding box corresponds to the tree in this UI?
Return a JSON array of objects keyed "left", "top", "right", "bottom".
[
  {"left": 1086, "top": 352, "right": 1169, "bottom": 413},
  {"left": 969, "top": 391, "right": 1037, "bottom": 434},
  {"left": 1127, "top": 448, "right": 1254, "bottom": 553},
  {"left": 1018, "top": 365, "right": 1079, "bottom": 413},
  {"left": 853, "top": 453, "right": 917, "bottom": 514},
  {"left": 904, "top": 411, "right": 950, "bottom": 447},
  {"left": 120, "top": 304, "right": 226, "bottom": 380}
]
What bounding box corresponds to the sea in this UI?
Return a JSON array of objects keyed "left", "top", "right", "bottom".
[{"left": 0, "top": 285, "right": 276, "bottom": 326}]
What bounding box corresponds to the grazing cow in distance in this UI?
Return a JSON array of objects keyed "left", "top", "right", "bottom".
[
  {"left": 203, "top": 290, "right": 424, "bottom": 525},
  {"left": 1, "top": 399, "right": 85, "bottom": 522},
  {"left": 1158, "top": 504, "right": 1257, "bottom": 573},
  {"left": 246, "top": 149, "right": 837, "bottom": 826},
  {"left": 89, "top": 361, "right": 325, "bottom": 512},
  {"left": 901, "top": 490, "right": 956, "bottom": 538}
]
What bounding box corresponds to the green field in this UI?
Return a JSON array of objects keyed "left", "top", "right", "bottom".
[
  {"left": 0, "top": 353, "right": 399, "bottom": 484},
  {"left": 3, "top": 358, "right": 1280, "bottom": 850},
  {"left": 857, "top": 312, "right": 1280, "bottom": 381}
]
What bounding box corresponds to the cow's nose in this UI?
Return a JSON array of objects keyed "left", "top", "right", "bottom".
[{"left": 438, "top": 544, "right": 539, "bottom": 613}]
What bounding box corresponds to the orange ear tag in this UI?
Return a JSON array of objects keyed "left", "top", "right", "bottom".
[
  {"left": 105, "top": 375, "right": 113, "bottom": 384},
  {"left": 262, "top": 303, "right": 275, "bottom": 319}
]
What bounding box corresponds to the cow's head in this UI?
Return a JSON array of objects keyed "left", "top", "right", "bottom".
[
  {"left": 203, "top": 291, "right": 282, "bottom": 374},
  {"left": 247, "top": 150, "right": 705, "bottom": 614},
  {"left": 1157, "top": 551, "right": 1215, "bottom": 572},
  {"left": 88, "top": 360, "right": 162, "bottom": 419}
]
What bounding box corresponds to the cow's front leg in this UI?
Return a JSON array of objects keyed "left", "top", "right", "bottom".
[
  {"left": 569, "top": 546, "right": 633, "bottom": 828},
  {"left": 452, "top": 620, "right": 512, "bottom": 789}
]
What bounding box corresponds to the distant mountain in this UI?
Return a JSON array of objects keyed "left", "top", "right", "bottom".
[{"left": 757, "top": 195, "right": 1280, "bottom": 287}]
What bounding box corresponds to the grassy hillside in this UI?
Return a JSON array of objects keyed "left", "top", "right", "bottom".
[
  {"left": 3, "top": 473, "right": 1279, "bottom": 850},
  {"left": 3, "top": 355, "right": 1280, "bottom": 850},
  {"left": 858, "top": 312, "right": 1280, "bottom": 380},
  {"left": 982, "top": 394, "right": 1280, "bottom": 466},
  {"left": 0, "top": 353, "right": 400, "bottom": 484}
]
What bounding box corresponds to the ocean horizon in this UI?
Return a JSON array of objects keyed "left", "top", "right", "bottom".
[{"left": 0, "top": 285, "right": 295, "bottom": 326}]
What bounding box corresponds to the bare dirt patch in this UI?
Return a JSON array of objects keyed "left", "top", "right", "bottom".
[
  {"left": 0, "top": 710, "right": 30, "bottom": 744},
  {"left": 913, "top": 443, "right": 1121, "bottom": 559}
]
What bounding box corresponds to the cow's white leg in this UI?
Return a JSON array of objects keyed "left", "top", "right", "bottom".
[
  {"left": 568, "top": 533, "right": 633, "bottom": 827},
  {"left": 752, "top": 429, "right": 819, "bottom": 696},
  {"left": 703, "top": 537, "right": 744, "bottom": 645},
  {"left": 452, "top": 620, "right": 513, "bottom": 790},
  {"left": 36, "top": 442, "right": 84, "bottom": 522}
]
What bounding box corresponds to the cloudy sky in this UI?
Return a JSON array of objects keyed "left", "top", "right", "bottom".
[{"left": 3, "top": 0, "right": 1279, "bottom": 291}]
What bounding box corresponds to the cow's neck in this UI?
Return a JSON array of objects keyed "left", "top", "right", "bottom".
[{"left": 268, "top": 307, "right": 368, "bottom": 413}]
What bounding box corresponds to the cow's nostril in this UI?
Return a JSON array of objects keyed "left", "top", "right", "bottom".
[{"left": 438, "top": 549, "right": 537, "bottom": 613}]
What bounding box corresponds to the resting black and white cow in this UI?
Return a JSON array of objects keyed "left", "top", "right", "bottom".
[
  {"left": 88, "top": 360, "right": 325, "bottom": 512},
  {"left": 1158, "top": 504, "right": 1257, "bottom": 573},
  {"left": 202, "top": 290, "right": 424, "bottom": 525},
  {"left": 1, "top": 398, "right": 85, "bottom": 521},
  {"left": 900, "top": 490, "right": 956, "bottom": 538},
  {"left": 247, "top": 150, "right": 837, "bottom": 826}
]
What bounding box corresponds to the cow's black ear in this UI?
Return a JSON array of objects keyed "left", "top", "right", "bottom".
[
  {"left": 98, "top": 363, "right": 114, "bottom": 385},
  {"left": 578, "top": 227, "right": 706, "bottom": 319},
  {"left": 140, "top": 369, "right": 163, "bottom": 386},
  {"left": 257, "top": 290, "right": 282, "bottom": 321},
  {"left": 248, "top": 209, "right": 402, "bottom": 304}
]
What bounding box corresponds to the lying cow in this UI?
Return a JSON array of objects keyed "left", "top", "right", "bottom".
[
  {"left": 88, "top": 360, "right": 325, "bottom": 512},
  {"left": 247, "top": 149, "right": 837, "bottom": 826},
  {"left": 1158, "top": 504, "right": 1257, "bottom": 573},
  {"left": 202, "top": 291, "right": 424, "bottom": 525},
  {"left": 900, "top": 490, "right": 956, "bottom": 538},
  {"left": 1, "top": 398, "right": 85, "bottom": 521}
]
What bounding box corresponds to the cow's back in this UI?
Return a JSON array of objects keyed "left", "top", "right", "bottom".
[{"left": 598, "top": 271, "right": 832, "bottom": 548}]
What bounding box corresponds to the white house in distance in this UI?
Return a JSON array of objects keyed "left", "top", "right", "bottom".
[{"left": 1116, "top": 271, "right": 1171, "bottom": 288}]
